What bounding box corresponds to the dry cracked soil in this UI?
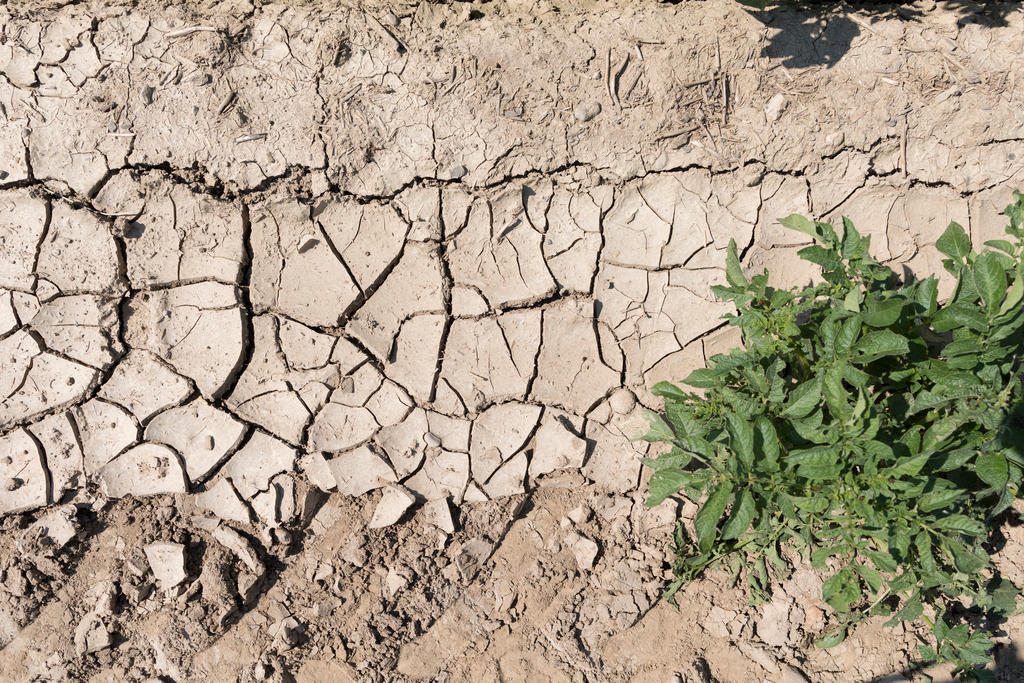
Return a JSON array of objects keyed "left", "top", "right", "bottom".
[{"left": 2, "top": 0, "right": 1024, "bottom": 681}]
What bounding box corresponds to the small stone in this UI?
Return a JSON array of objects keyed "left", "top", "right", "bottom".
[
  {"left": 423, "top": 432, "right": 441, "bottom": 447},
  {"left": 765, "top": 93, "right": 788, "bottom": 122},
  {"left": 74, "top": 614, "right": 112, "bottom": 655},
  {"left": 238, "top": 571, "right": 263, "bottom": 604},
  {"left": 31, "top": 506, "right": 79, "bottom": 549},
  {"left": 143, "top": 542, "right": 188, "bottom": 590},
  {"left": 422, "top": 498, "right": 455, "bottom": 534},
  {"left": 566, "top": 532, "right": 599, "bottom": 570},
  {"left": 608, "top": 388, "right": 637, "bottom": 414},
  {"left": 298, "top": 452, "right": 335, "bottom": 492},
  {"left": 574, "top": 101, "right": 601, "bottom": 122},
  {"left": 463, "top": 481, "right": 489, "bottom": 503},
  {"left": 368, "top": 484, "right": 416, "bottom": 529},
  {"left": 272, "top": 615, "right": 301, "bottom": 649},
  {"left": 385, "top": 567, "right": 409, "bottom": 595},
  {"left": 567, "top": 504, "right": 590, "bottom": 525},
  {"left": 440, "top": 164, "right": 468, "bottom": 181},
  {"left": 213, "top": 525, "right": 265, "bottom": 576}
]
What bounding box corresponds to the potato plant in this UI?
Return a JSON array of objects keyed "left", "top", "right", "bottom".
[{"left": 641, "top": 192, "right": 1024, "bottom": 680}]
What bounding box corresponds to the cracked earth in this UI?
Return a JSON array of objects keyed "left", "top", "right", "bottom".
[{"left": 2, "top": 0, "right": 1024, "bottom": 681}]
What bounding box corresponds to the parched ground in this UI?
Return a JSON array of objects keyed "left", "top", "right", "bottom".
[{"left": 2, "top": 0, "right": 1024, "bottom": 681}]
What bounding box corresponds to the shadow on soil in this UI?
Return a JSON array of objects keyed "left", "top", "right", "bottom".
[
  {"left": 743, "top": 1, "right": 1020, "bottom": 69},
  {"left": 870, "top": 640, "right": 1024, "bottom": 682}
]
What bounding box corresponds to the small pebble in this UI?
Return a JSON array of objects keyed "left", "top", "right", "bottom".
[
  {"left": 441, "top": 164, "right": 468, "bottom": 181},
  {"left": 574, "top": 101, "right": 601, "bottom": 122},
  {"left": 424, "top": 432, "right": 441, "bottom": 447},
  {"left": 765, "top": 93, "right": 788, "bottom": 122},
  {"left": 609, "top": 388, "right": 636, "bottom": 414}
]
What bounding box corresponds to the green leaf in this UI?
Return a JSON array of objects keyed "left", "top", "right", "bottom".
[
  {"left": 941, "top": 340, "right": 983, "bottom": 358},
  {"left": 779, "top": 376, "right": 823, "bottom": 419},
  {"left": 998, "top": 275, "right": 1024, "bottom": 317},
  {"left": 976, "top": 452, "right": 1009, "bottom": 490},
  {"left": 852, "top": 330, "right": 910, "bottom": 363},
  {"left": 643, "top": 448, "right": 690, "bottom": 471},
  {"left": 645, "top": 469, "right": 690, "bottom": 506},
  {"left": 725, "top": 238, "right": 748, "bottom": 288},
  {"left": 822, "top": 567, "right": 860, "bottom": 613},
  {"left": 843, "top": 288, "right": 862, "bottom": 312},
  {"left": 727, "top": 413, "right": 755, "bottom": 471},
  {"left": 855, "top": 564, "right": 883, "bottom": 594},
  {"left": 792, "top": 496, "right": 829, "bottom": 514},
  {"left": 921, "top": 416, "right": 963, "bottom": 454},
  {"left": 822, "top": 366, "right": 848, "bottom": 420},
  {"left": 841, "top": 217, "right": 866, "bottom": 259},
  {"left": 683, "top": 368, "right": 719, "bottom": 389},
  {"left": 984, "top": 239, "right": 1016, "bottom": 255},
  {"left": 651, "top": 381, "right": 689, "bottom": 403},
  {"left": 640, "top": 410, "right": 675, "bottom": 442},
  {"left": 815, "top": 625, "right": 848, "bottom": 649},
  {"left": 864, "top": 548, "right": 898, "bottom": 574},
  {"left": 778, "top": 214, "right": 818, "bottom": 240},
  {"left": 936, "top": 221, "right": 972, "bottom": 261},
  {"left": 799, "top": 245, "right": 843, "bottom": 271},
  {"left": 948, "top": 539, "right": 988, "bottom": 573},
  {"left": 916, "top": 277, "right": 939, "bottom": 317},
  {"left": 890, "top": 596, "right": 924, "bottom": 625},
  {"left": 886, "top": 453, "right": 931, "bottom": 478},
  {"left": 811, "top": 544, "right": 847, "bottom": 567},
  {"left": 788, "top": 445, "right": 839, "bottom": 468},
  {"left": 918, "top": 488, "right": 962, "bottom": 513},
  {"left": 973, "top": 252, "right": 1007, "bottom": 314},
  {"left": 862, "top": 297, "right": 903, "bottom": 328},
  {"left": 835, "top": 315, "right": 861, "bottom": 356},
  {"left": 932, "top": 303, "right": 988, "bottom": 332},
  {"left": 695, "top": 482, "right": 733, "bottom": 552},
  {"left": 991, "top": 579, "right": 1019, "bottom": 615},
  {"left": 933, "top": 514, "right": 985, "bottom": 537},
  {"left": 1006, "top": 191, "right": 1024, "bottom": 229},
  {"left": 721, "top": 488, "right": 756, "bottom": 540},
  {"left": 754, "top": 416, "right": 780, "bottom": 466}
]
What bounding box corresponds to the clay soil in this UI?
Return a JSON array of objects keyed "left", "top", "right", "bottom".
[{"left": 2, "top": 0, "right": 1024, "bottom": 681}]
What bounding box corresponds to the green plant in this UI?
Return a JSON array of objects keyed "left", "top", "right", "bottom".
[{"left": 640, "top": 192, "right": 1024, "bottom": 681}]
